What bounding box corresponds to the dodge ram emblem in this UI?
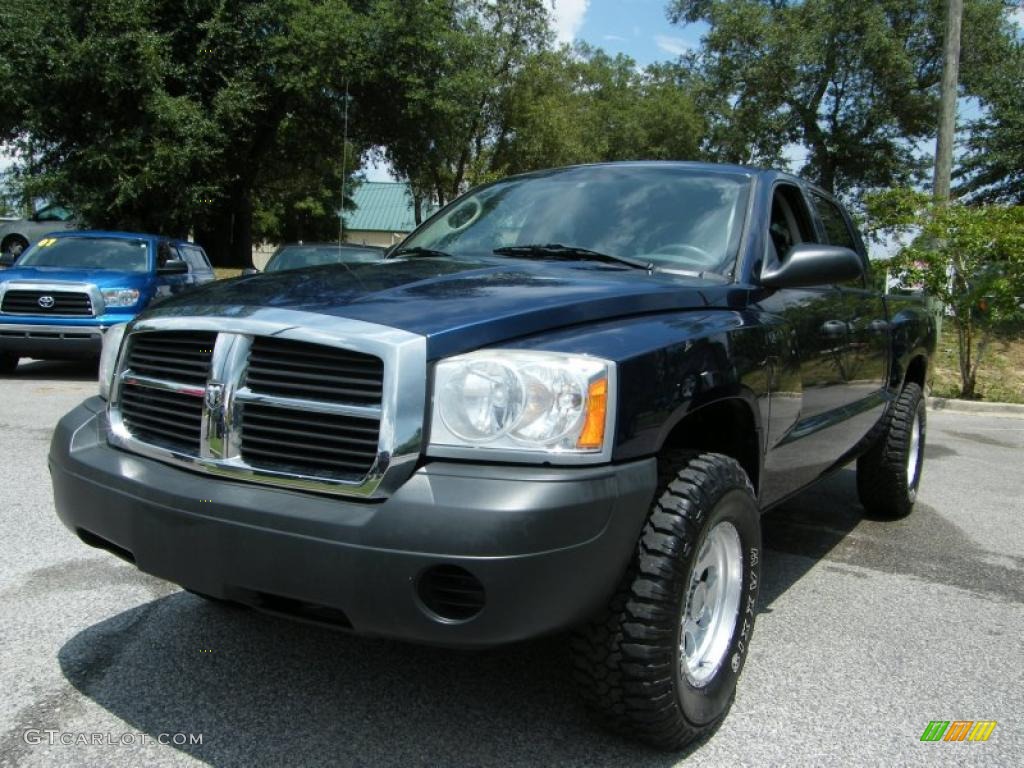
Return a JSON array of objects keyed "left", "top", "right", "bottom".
[
  {"left": 37, "top": 295, "right": 55, "bottom": 309},
  {"left": 204, "top": 383, "right": 224, "bottom": 411}
]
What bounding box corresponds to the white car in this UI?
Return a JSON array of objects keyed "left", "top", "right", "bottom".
[{"left": 0, "top": 204, "right": 80, "bottom": 266}]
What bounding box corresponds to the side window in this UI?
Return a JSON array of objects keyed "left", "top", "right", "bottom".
[
  {"left": 810, "top": 193, "right": 868, "bottom": 287},
  {"left": 811, "top": 194, "right": 857, "bottom": 251},
  {"left": 767, "top": 184, "right": 815, "bottom": 264},
  {"left": 176, "top": 245, "right": 210, "bottom": 273}
]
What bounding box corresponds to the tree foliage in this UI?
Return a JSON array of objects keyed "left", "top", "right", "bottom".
[
  {"left": 957, "top": 36, "right": 1024, "bottom": 203},
  {"left": 669, "top": 0, "right": 1016, "bottom": 195},
  {"left": 866, "top": 188, "right": 1024, "bottom": 397},
  {"left": 0, "top": 0, "right": 368, "bottom": 266}
]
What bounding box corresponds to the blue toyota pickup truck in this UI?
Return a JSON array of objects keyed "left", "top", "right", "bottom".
[
  {"left": 0, "top": 230, "right": 214, "bottom": 372},
  {"left": 49, "top": 163, "right": 935, "bottom": 749}
]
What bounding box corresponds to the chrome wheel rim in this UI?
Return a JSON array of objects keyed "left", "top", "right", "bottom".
[
  {"left": 906, "top": 409, "right": 922, "bottom": 488},
  {"left": 680, "top": 520, "right": 743, "bottom": 687}
]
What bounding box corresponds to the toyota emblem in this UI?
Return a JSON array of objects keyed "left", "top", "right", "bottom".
[{"left": 37, "top": 295, "right": 55, "bottom": 309}]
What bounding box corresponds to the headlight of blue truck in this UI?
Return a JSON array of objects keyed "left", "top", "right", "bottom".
[
  {"left": 428, "top": 350, "right": 615, "bottom": 463},
  {"left": 101, "top": 288, "right": 141, "bottom": 308}
]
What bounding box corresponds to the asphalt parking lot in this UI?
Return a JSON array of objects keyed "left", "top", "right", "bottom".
[{"left": 0, "top": 360, "right": 1021, "bottom": 767}]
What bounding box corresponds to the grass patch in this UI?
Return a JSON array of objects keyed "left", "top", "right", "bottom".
[
  {"left": 213, "top": 267, "right": 243, "bottom": 280},
  {"left": 930, "top": 323, "right": 1024, "bottom": 404}
]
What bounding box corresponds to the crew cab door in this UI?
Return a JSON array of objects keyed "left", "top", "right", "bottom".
[
  {"left": 757, "top": 183, "right": 880, "bottom": 504},
  {"left": 808, "top": 189, "right": 889, "bottom": 440}
]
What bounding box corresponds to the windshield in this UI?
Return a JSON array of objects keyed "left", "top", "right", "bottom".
[
  {"left": 18, "top": 237, "right": 150, "bottom": 272},
  {"left": 400, "top": 165, "right": 751, "bottom": 274},
  {"left": 266, "top": 245, "right": 384, "bottom": 273}
]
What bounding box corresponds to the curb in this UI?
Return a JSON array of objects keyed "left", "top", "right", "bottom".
[{"left": 927, "top": 396, "right": 1024, "bottom": 417}]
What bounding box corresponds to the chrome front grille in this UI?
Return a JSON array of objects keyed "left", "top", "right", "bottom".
[
  {"left": 107, "top": 312, "right": 427, "bottom": 498},
  {"left": 1, "top": 289, "right": 93, "bottom": 316}
]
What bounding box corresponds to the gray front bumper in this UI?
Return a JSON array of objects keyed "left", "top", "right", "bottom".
[
  {"left": 49, "top": 398, "right": 657, "bottom": 647},
  {"left": 0, "top": 323, "right": 105, "bottom": 358}
]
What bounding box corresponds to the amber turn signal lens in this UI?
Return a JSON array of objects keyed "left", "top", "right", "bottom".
[{"left": 577, "top": 378, "right": 608, "bottom": 450}]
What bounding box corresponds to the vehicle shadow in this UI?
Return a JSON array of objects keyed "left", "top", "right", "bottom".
[
  {"left": 55, "top": 595, "right": 690, "bottom": 767},
  {"left": 2, "top": 358, "right": 98, "bottom": 381},
  {"left": 758, "top": 467, "right": 865, "bottom": 609}
]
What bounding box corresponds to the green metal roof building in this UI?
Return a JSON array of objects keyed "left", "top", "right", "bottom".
[{"left": 343, "top": 181, "right": 434, "bottom": 247}]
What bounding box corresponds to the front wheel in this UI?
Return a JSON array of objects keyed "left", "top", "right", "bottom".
[
  {"left": 857, "top": 382, "right": 926, "bottom": 519},
  {"left": 571, "top": 452, "right": 761, "bottom": 750}
]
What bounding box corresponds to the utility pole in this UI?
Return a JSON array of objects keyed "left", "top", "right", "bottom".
[{"left": 933, "top": 0, "right": 963, "bottom": 201}]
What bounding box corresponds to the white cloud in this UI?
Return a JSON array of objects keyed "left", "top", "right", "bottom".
[
  {"left": 1011, "top": 6, "right": 1024, "bottom": 28},
  {"left": 654, "top": 34, "right": 693, "bottom": 56},
  {"left": 548, "top": 0, "right": 589, "bottom": 44},
  {"left": 603, "top": 34, "right": 627, "bottom": 42}
]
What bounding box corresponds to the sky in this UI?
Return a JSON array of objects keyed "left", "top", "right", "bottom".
[{"left": 548, "top": 0, "right": 705, "bottom": 65}]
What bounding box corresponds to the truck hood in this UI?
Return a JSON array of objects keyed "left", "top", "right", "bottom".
[
  {"left": 148, "top": 256, "right": 737, "bottom": 357},
  {"left": 1, "top": 266, "right": 151, "bottom": 289}
]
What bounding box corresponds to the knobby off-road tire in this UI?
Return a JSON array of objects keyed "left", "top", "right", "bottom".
[
  {"left": 571, "top": 452, "right": 761, "bottom": 750},
  {"left": 857, "top": 382, "right": 926, "bottom": 519}
]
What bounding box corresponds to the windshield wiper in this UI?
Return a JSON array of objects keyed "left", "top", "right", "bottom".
[
  {"left": 389, "top": 246, "right": 453, "bottom": 260},
  {"left": 492, "top": 243, "right": 653, "bottom": 271}
]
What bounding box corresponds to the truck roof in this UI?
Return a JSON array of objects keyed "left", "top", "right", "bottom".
[{"left": 45, "top": 230, "right": 195, "bottom": 246}]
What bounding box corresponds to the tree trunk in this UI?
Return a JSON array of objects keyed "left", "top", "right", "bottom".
[
  {"left": 192, "top": 187, "right": 255, "bottom": 269},
  {"left": 412, "top": 191, "right": 423, "bottom": 226},
  {"left": 228, "top": 187, "right": 255, "bottom": 269},
  {"left": 957, "top": 319, "right": 975, "bottom": 398}
]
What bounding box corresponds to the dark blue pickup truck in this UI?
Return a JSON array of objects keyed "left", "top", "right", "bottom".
[
  {"left": 0, "top": 230, "right": 214, "bottom": 372},
  {"left": 49, "top": 163, "right": 935, "bottom": 749}
]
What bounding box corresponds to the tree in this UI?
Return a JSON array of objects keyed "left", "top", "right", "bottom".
[
  {"left": 865, "top": 188, "right": 1024, "bottom": 398},
  {"left": 0, "top": 0, "right": 369, "bottom": 266},
  {"left": 668, "top": 0, "right": 1016, "bottom": 195},
  {"left": 956, "top": 37, "right": 1024, "bottom": 203},
  {"left": 364, "top": 0, "right": 551, "bottom": 212}
]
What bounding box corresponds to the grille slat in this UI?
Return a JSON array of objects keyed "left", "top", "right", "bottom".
[
  {"left": 240, "top": 408, "right": 380, "bottom": 436},
  {"left": 125, "top": 332, "right": 216, "bottom": 386},
  {"left": 1, "top": 289, "right": 93, "bottom": 316},
  {"left": 244, "top": 337, "right": 383, "bottom": 406},
  {"left": 242, "top": 434, "right": 379, "bottom": 460},
  {"left": 238, "top": 420, "right": 378, "bottom": 448},
  {"left": 240, "top": 402, "right": 379, "bottom": 479}
]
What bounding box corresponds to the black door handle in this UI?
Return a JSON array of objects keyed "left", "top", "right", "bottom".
[{"left": 820, "top": 320, "right": 848, "bottom": 338}]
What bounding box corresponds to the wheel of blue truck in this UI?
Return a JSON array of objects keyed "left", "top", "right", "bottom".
[
  {"left": 856, "top": 382, "right": 925, "bottom": 519},
  {"left": 0, "top": 353, "right": 19, "bottom": 374},
  {"left": 571, "top": 451, "right": 761, "bottom": 750}
]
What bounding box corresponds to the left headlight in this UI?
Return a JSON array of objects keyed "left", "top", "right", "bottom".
[
  {"left": 101, "top": 288, "right": 140, "bottom": 308},
  {"left": 429, "top": 350, "right": 614, "bottom": 462},
  {"left": 98, "top": 323, "right": 129, "bottom": 400}
]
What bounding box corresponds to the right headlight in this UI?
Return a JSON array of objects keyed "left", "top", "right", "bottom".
[
  {"left": 98, "top": 323, "right": 128, "bottom": 400},
  {"left": 428, "top": 350, "right": 615, "bottom": 463}
]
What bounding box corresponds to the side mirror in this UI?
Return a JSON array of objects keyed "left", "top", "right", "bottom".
[
  {"left": 157, "top": 259, "right": 189, "bottom": 275},
  {"left": 0, "top": 252, "right": 17, "bottom": 269},
  {"left": 761, "top": 243, "right": 864, "bottom": 289},
  {"left": 241, "top": 267, "right": 260, "bottom": 276}
]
